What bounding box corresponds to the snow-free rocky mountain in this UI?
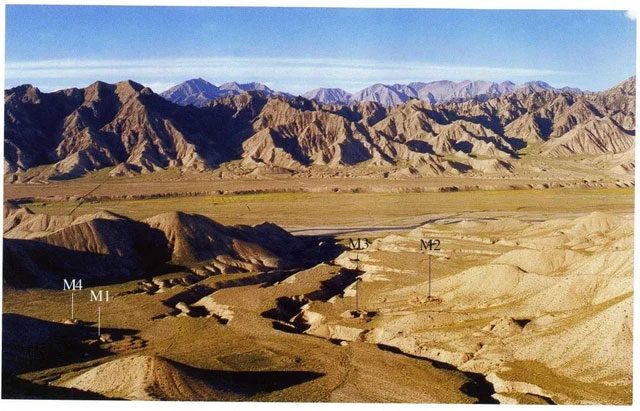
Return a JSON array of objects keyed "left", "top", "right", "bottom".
[
  {"left": 308, "top": 80, "right": 586, "bottom": 106},
  {"left": 162, "top": 78, "right": 579, "bottom": 107},
  {"left": 301, "top": 88, "right": 352, "bottom": 105},
  {"left": 4, "top": 76, "right": 635, "bottom": 180},
  {"left": 160, "top": 78, "right": 288, "bottom": 107}
]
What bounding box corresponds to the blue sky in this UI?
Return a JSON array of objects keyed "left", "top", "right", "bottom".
[{"left": 5, "top": 6, "right": 637, "bottom": 94}]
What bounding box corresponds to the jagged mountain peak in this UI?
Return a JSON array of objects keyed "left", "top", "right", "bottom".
[
  {"left": 159, "top": 78, "right": 220, "bottom": 107},
  {"left": 219, "top": 81, "right": 272, "bottom": 92},
  {"left": 5, "top": 84, "right": 42, "bottom": 102},
  {"left": 116, "top": 79, "right": 145, "bottom": 92},
  {"left": 302, "top": 88, "right": 352, "bottom": 104},
  {"left": 218, "top": 81, "right": 242, "bottom": 91},
  {"left": 161, "top": 79, "right": 276, "bottom": 107},
  {"left": 603, "top": 76, "right": 635, "bottom": 96},
  {"left": 84, "top": 80, "right": 114, "bottom": 92},
  {"left": 4, "top": 75, "right": 635, "bottom": 180},
  {"left": 517, "top": 80, "right": 554, "bottom": 92}
]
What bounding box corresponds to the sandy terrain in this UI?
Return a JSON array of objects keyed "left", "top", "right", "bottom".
[{"left": 1, "top": 187, "right": 633, "bottom": 404}]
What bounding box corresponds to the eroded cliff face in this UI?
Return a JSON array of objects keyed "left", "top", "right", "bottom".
[{"left": 4, "top": 77, "right": 635, "bottom": 180}]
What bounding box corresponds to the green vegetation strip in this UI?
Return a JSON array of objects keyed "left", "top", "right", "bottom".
[{"left": 24, "top": 188, "right": 633, "bottom": 228}]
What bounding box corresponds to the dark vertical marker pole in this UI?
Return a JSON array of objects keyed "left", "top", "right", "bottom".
[
  {"left": 428, "top": 253, "right": 432, "bottom": 299},
  {"left": 350, "top": 252, "right": 362, "bottom": 312}
]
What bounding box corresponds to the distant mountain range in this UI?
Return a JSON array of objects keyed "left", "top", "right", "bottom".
[
  {"left": 161, "top": 78, "right": 585, "bottom": 107},
  {"left": 4, "top": 76, "right": 635, "bottom": 181},
  {"left": 302, "top": 87, "right": 352, "bottom": 105},
  {"left": 160, "top": 78, "right": 290, "bottom": 107}
]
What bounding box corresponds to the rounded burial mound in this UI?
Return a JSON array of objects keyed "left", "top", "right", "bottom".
[{"left": 55, "top": 355, "right": 226, "bottom": 400}]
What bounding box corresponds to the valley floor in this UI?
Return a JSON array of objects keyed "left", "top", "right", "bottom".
[{"left": 5, "top": 176, "right": 634, "bottom": 227}]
